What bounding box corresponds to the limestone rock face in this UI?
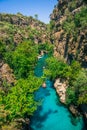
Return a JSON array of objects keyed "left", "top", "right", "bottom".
[
  {"left": 54, "top": 78, "right": 68, "bottom": 103},
  {"left": 69, "top": 105, "right": 79, "bottom": 116},
  {"left": 0, "top": 62, "right": 15, "bottom": 88},
  {"left": 0, "top": 13, "right": 51, "bottom": 45},
  {"left": 50, "top": 0, "right": 87, "bottom": 66},
  {"left": 0, "top": 63, "right": 15, "bottom": 84}
]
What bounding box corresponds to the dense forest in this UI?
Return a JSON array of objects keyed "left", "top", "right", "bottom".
[{"left": 0, "top": 0, "right": 87, "bottom": 129}]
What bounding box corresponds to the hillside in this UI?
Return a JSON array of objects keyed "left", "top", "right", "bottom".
[
  {"left": 0, "top": 13, "right": 53, "bottom": 130},
  {"left": 0, "top": 0, "right": 87, "bottom": 130},
  {"left": 50, "top": 0, "right": 87, "bottom": 67},
  {"left": 0, "top": 13, "right": 50, "bottom": 45},
  {"left": 50, "top": 0, "right": 87, "bottom": 128}
]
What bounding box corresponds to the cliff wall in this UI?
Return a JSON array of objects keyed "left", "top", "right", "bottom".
[{"left": 50, "top": 0, "right": 87, "bottom": 67}]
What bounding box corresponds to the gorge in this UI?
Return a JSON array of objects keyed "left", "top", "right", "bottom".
[
  {"left": 0, "top": 0, "right": 87, "bottom": 130},
  {"left": 30, "top": 54, "right": 85, "bottom": 130}
]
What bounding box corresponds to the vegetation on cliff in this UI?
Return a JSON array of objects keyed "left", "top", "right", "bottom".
[
  {"left": 44, "top": 56, "right": 87, "bottom": 106},
  {"left": 50, "top": 0, "right": 87, "bottom": 66},
  {"left": 49, "top": 1, "right": 87, "bottom": 121},
  {"left": 0, "top": 30, "right": 53, "bottom": 129},
  {"left": 0, "top": 41, "right": 42, "bottom": 129},
  {"left": 0, "top": 0, "right": 87, "bottom": 129},
  {"left": 63, "top": 7, "right": 87, "bottom": 41}
]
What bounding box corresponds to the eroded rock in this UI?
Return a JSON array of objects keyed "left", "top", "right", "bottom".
[
  {"left": 69, "top": 105, "right": 79, "bottom": 116},
  {"left": 0, "top": 63, "right": 15, "bottom": 85},
  {"left": 54, "top": 78, "right": 68, "bottom": 103}
]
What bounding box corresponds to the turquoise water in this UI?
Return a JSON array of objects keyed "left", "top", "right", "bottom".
[{"left": 30, "top": 55, "right": 85, "bottom": 130}]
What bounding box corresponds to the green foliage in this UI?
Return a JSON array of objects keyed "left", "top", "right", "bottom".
[
  {"left": 34, "top": 14, "right": 38, "bottom": 20},
  {"left": 49, "top": 20, "right": 55, "bottom": 30},
  {"left": 44, "top": 57, "right": 81, "bottom": 81},
  {"left": 78, "top": 94, "right": 87, "bottom": 104},
  {"left": 68, "top": 61, "right": 81, "bottom": 84},
  {"left": 73, "top": 71, "right": 87, "bottom": 89},
  {"left": 63, "top": 6, "right": 87, "bottom": 105},
  {"left": 73, "top": 71, "right": 87, "bottom": 105},
  {"left": 0, "top": 13, "right": 52, "bottom": 128},
  {"left": 38, "top": 42, "right": 54, "bottom": 56},
  {"left": 1, "top": 75, "right": 42, "bottom": 121},
  {"left": 0, "top": 21, "right": 16, "bottom": 37},
  {"left": 0, "top": 41, "right": 6, "bottom": 59},
  {"left": 43, "top": 56, "right": 85, "bottom": 106},
  {"left": 66, "top": 70, "right": 87, "bottom": 105},
  {"left": 66, "top": 87, "right": 76, "bottom": 105},
  {"left": 0, "top": 39, "right": 45, "bottom": 127},
  {"left": 74, "top": 7, "right": 87, "bottom": 28},
  {"left": 63, "top": 20, "right": 76, "bottom": 35},
  {"left": 5, "top": 41, "right": 38, "bottom": 79},
  {"left": 68, "top": 0, "right": 77, "bottom": 12},
  {"left": 44, "top": 57, "right": 70, "bottom": 80},
  {"left": 0, "top": 9, "right": 87, "bottom": 127},
  {"left": 63, "top": 7, "right": 87, "bottom": 40}
]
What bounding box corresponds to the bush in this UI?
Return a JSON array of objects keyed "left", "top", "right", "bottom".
[
  {"left": 1, "top": 75, "right": 42, "bottom": 121},
  {"left": 66, "top": 70, "right": 87, "bottom": 105},
  {"left": 44, "top": 57, "right": 70, "bottom": 80},
  {"left": 0, "top": 41, "right": 6, "bottom": 59},
  {"left": 38, "top": 42, "right": 54, "bottom": 56},
  {"left": 5, "top": 41, "right": 38, "bottom": 79}
]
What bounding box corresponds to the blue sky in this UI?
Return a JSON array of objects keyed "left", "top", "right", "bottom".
[{"left": 0, "top": 0, "right": 57, "bottom": 23}]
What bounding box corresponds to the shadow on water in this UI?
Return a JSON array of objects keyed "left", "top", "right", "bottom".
[
  {"left": 68, "top": 114, "right": 86, "bottom": 130},
  {"left": 53, "top": 110, "right": 58, "bottom": 113},
  {"left": 30, "top": 54, "right": 86, "bottom": 130},
  {"left": 34, "top": 87, "right": 51, "bottom": 101},
  {"left": 30, "top": 107, "right": 53, "bottom": 129},
  {"left": 81, "top": 127, "right": 87, "bottom": 130}
]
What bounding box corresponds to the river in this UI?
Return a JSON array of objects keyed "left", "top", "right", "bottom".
[{"left": 30, "top": 55, "right": 86, "bottom": 130}]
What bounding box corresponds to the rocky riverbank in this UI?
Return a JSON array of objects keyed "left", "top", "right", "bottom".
[
  {"left": 54, "top": 78, "right": 80, "bottom": 116},
  {"left": 54, "top": 78, "right": 67, "bottom": 104}
]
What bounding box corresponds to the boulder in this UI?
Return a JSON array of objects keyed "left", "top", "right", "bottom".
[
  {"left": 54, "top": 78, "right": 68, "bottom": 103},
  {"left": 0, "top": 63, "right": 15, "bottom": 84},
  {"left": 42, "top": 82, "right": 46, "bottom": 88}
]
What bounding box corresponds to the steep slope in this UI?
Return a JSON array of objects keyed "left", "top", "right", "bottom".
[
  {"left": 50, "top": 0, "right": 87, "bottom": 128},
  {"left": 50, "top": 0, "right": 87, "bottom": 67},
  {"left": 0, "top": 13, "right": 50, "bottom": 45},
  {"left": 0, "top": 12, "right": 51, "bottom": 91},
  {"left": 0, "top": 13, "right": 52, "bottom": 130},
  {"left": 0, "top": 1, "right": 87, "bottom": 129}
]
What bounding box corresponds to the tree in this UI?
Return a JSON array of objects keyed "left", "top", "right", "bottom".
[
  {"left": 73, "top": 71, "right": 87, "bottom": 105},
  {"left": 0, "top": 41, "right": 6, "bottom": 59},
  {"left": 38, "top": 42, "right": 54, "bottom": 56},
  {"left": 1, "top": 75, "right": 42, "bottom": 121},
  {"left": 66, "top": 70, "right": 87, "bottom": 105},
  {"left": 34, "top": 14, "right": 38, "bottom": 20},
  {"left": 5, "top": 41, "right": 38, "bottom": 79},
  {"left": 44, "top": 57, "right": 70, "bottom": 80}
]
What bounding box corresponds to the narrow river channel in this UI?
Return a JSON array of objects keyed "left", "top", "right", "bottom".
[{"left": 30, "top": 55, "right": 85, "bottom": 130}]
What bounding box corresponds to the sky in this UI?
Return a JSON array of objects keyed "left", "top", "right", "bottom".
[{"left": 0, "top": 0, "right": 57, "bottom": 23}]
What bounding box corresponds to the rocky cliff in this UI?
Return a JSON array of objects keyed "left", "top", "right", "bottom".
[
  {"left": 0, "top": 13, "right": 50, "bottom": 45},
  {"left": 0, "top": 14, "right": 51, "bottom": 129},
  {"left": 50, "top": 1, "right": 87, "bottom": 128},
  {"left": 0, "top": 1, "right": 87, "bottom": 129},
  {"left": 50, "top": 0, "right": 87, "bottom": 67}
]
